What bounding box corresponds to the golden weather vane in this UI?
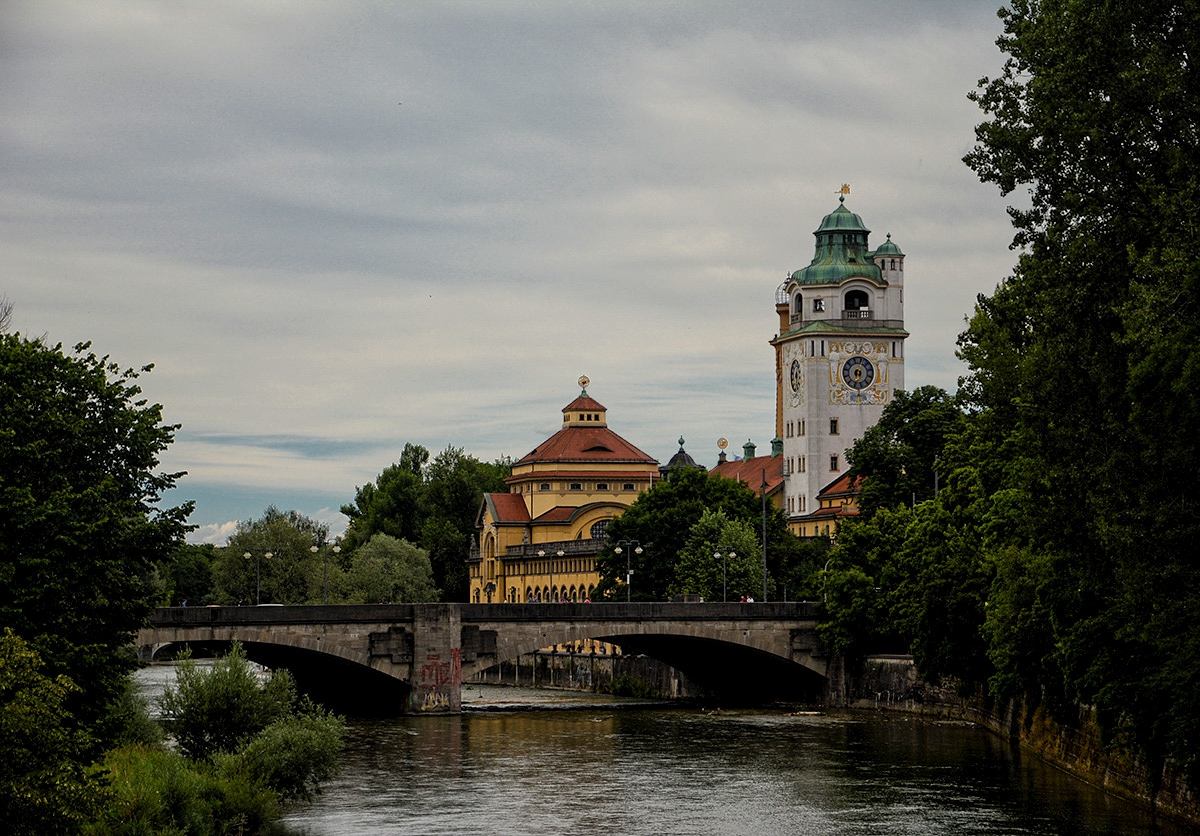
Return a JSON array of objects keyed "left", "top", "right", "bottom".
[{"left": 837, "top": 184, "right": 851, "bottom": 196}]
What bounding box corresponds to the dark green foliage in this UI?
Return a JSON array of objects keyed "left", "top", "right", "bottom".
[
  {"left": 0, "top": 335, "right": 191, "bottom": 748},
  {"left": 594, "top": 468, "right": 804, "bottom": 601},
  {"left": 159, "top": 644, "right": 296, "bottom": 762},
  {"left": 340, "top": 442, "right": 429, "bottom": 549},
  {"left": 342, "top": 444, "right": 511, "bottom": 601},
  {"left": 670, "top": 509, "right": 763, "bottom": 602},
  {"left": 948, "top": 0, "right": 1200, "bottom": 787},
  {"left": 0, "top": 630, "right": 109, "bottom": 836},
  {"left": 210, "top": 506, "right": 329, "bottom": 605},
  {"left": 343, "top": 533, "right": 439, "bottom": 604},
  {"left": 846, "top": 386, "right": 965, "bottom": 518},
  {"left": 97, "top": 744, "right": 278, "bottom": 836},
  {"left": 219, "top": 707, "right": 344, "bottom": 802},
  {"left": 161, "top": 543, "right": 216, "bottom": 606}
]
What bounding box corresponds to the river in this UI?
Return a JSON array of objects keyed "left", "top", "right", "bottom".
[{"left": 135, "top": 667, "right": 1189, "bottom": 835}]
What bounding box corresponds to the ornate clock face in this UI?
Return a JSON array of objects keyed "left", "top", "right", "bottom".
[
  {"left": 789, "top": 358, "right": 803, "bottom": 393},
  {"left": 842, "top": 356, "right": 875, "bottom": 390}
]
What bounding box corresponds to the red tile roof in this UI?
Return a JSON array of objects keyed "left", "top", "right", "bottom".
[
  {"left": 483, "top": 493, "right": 530, "bottom": 524},
  {"left": 562, "top": 395, "right": 606, "bottom": 412},
  {"left": 709, "top": 455, "right": 785, "bottom": 497},
  {"left": 506, "top": 469, "right": 655, "bottom": 485},
  {"left": 515, "top": 426, "right": 657, "bottom": 466},
  {"left": 818, "top": 472, "right": 864, "bottom": 499}
]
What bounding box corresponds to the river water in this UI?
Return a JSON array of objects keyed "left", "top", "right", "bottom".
[{"left": 135, "top": 667, "right": 1188, "bottom": 836}]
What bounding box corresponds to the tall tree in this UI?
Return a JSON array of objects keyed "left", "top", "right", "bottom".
[
  {"left": 211, "top": 507, "right": 328, "bottom": 605},
  {"left": 344, "top": 533, "right": 439, "bottom": 604},
  {"left": 0, "top": 336, "right": 191, "bottom": 747},
  {"left": 670, "top": 508, "right": 763, "bottom": 602},
  {"left": 340, "top": 442, "right": 428, "bottom": 551},
  {"left": 845, "top": 386, "right": 965, "bottom": 518},
  {"left": 341, "top": 444, "right": 509, "bottom": 601},
  {"left": 962, "top": 0, "right": 1200, "bottom": 787},
  {"left": 595, "top": 468, "right": 800, "bottom": 601}
]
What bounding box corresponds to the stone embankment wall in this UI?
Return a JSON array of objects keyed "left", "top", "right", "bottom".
[
  {"left": 471, "top": 651, "right": 701, "bottom": 699},
  {"left": 845, "top": 655, "right": 1199, "bottom": 827}
]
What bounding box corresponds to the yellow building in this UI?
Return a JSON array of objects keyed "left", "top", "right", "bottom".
[{"left": 467, "top": 380, "right": 659, "bottom": 604}]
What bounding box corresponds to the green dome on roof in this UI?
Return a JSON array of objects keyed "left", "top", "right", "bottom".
[
  {"left": 814, "top": 200, "right": 871, "bottom": 235},
  {"left": 873, "top": 233, "right": 903, "bottom": 256},
  {"left": 791, "top": 196, "right": 884, "bottom": 286}
]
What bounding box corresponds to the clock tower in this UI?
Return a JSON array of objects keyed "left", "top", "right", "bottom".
[{"left": 770, "top": 194, "right": 907, "bottom": 534}]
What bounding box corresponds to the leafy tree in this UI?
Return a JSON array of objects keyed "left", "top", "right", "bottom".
[
  {"left": 595, "top": 468, "right": 801, "bottom": 601},
  {"left": 210, "top": 506, "right": 328, "bottom": 605},
  {"left": 671, "top": 509, "right": 763, "bottom": 601},
  {"left": 0, "top": 629, "right": 109, "bottom": 836},
  {"left": 0, "top": 335, "right": 191, "bottom": 746},
  {"left": 419, "top": 446, "right": 510, "bottom": 600},
  {"left": 345, "top": 533, "right": 439, "bottom": 603},
  {"left": 960, "top": 0, "right": 1200, "bottom": 787},
  {"left": 845, "top": 386, "right": 965, "bottom": 518},
  {"left": 340, "top": 442, "right": 429, "bottom": 550},
  {"left": 342, "top": 444, "right": 510, "bottom": 601},
  {"left": 97, "top": 645, "right": 344, "bottom": 834},
  {"left": 161, "top": 543, "right": 216, "bottom": 606},
  {"left": 159, "top": 644, "right": 297, "bottom": 762}
]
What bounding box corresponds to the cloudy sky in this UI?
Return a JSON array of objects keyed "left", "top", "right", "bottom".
[{"left": 2, "top": 1, "right": 1019, "bottom": 544}]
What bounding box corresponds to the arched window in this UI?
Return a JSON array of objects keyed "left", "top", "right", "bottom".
[
  {"left": 473, "top": 589, "right": 480, "bottom": 603},
  {"left": 844, "top": 289, "right": 869, "bottom": 310},
  {"left": 590, "top": 519, "right": 610, "bottom": 540},
  {"left": 793, "top": 293, "right": 803, "bottom": 315}
]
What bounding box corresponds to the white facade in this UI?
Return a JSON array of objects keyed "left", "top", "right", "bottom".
[{"left": 771, "top": 200, "right": 907, "bottom": 528}]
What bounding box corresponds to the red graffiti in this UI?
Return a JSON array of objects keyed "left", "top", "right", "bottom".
[
  {"left": 419, "top": 653, "right": 452, "bottom": 687},
  {"left": 450, "top": 647, "right": 462, "bottom": 685}
]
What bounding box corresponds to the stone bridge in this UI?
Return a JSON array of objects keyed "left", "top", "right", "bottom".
[{"left": 139, "top": 602, "right": 839, "bottom": 714}]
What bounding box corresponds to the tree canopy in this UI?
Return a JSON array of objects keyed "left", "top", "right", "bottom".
[
  {"left": 0, "top": 335, "right": 191, "bottom": 746},
  {"left": 594, "top": 468, "right": 807, "bottom": 601},
  {"left": 960, "top": 0, "right": 1200, "bottom": 786},
  {"left": 341, "top": 444, "right": 510, "bottom": 601}
]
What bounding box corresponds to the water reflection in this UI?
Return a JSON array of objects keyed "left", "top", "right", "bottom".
[
  {"left": 276, "top": 701, "right": 1186, "bottom": 836},
  {"left": 132, "top": 668, "right": 1184, "bottom": 836}
]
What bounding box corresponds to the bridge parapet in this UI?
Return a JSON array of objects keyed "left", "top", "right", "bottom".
[{"left": 141, "top": 602, "right": 832, "bottom": 714}]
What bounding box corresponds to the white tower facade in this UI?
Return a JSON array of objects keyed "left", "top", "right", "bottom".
[{"left": 770, "top": 196, "right": 907, "bottom": 533}]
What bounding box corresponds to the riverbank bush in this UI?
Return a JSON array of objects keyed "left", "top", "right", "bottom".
[{"left": 87, "top": 644, "right": 345, "bottom": 835}]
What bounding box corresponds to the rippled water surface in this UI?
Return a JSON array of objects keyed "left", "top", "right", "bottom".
[
  {"left": 135, "top": 669, "right": 1186, "bottom": 835},
  {"left": 276, "top": 688, "right": 1184, "bottom": 836}
]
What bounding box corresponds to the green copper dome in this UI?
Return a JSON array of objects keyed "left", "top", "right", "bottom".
[
  {"left": 791, "top": 196, "right": 884, "bottom": 286},
  {"left": 873, "top": 232, "right": 903, "bottom": 256}
]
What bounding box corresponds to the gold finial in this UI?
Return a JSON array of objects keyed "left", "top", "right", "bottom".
[
  {"left": 578, "top": 375, "right": 590, "bottom": 393},
  {"left": 717, "top": 437, "right": 728, "bottom": 450},
  {"left": 837, "top": 184, "right": 851, "bottom": 196}
]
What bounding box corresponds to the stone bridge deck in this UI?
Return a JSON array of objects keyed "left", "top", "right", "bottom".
[{"left": 140, "top": 602, "right": 835, "bottom": 714}]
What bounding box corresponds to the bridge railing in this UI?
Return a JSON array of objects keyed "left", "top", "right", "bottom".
[{"left": 148, "top": 601, "right": 825, "bottom": 628}]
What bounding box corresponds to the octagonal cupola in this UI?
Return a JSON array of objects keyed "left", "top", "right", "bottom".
[
  {"left": 562, "top": 375, "right": 607, "bottom": 428},
  {"left": 790, "top": 195, "right": 883, "bottom": 286}
]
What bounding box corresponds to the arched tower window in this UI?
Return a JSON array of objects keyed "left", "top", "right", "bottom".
[
  {"left": 792, "top": 293, "right": 803, "bottom": 315},
  {"left": 844, "top": 289, "right": 869, "bottom": 310}
]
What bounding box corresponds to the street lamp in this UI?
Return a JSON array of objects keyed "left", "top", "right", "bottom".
[
  {"left": 242, "top": 550, "right": 273, "bottom": 605},
  {"left": 714, "top": 550, "right": 736, "bottom": 602},
  {"left": 536, "top": 549, "right": 562, "bottom": 602},
  {"left": 555, "top": 550, "right": 564, "bottom": 601},
  {"left": 310, "top": 542, "right": 341, "bottom": 605},
  {"left": 613, "top": 540, "right": 642, "bottom": 602}
]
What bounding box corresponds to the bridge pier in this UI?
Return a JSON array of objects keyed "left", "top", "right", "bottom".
[
  {"left": 140, "top": 602, "right": 834, "bottom": 715},
  {"left": 409, "top": 605, "right": 462, "bottom": 714}
]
